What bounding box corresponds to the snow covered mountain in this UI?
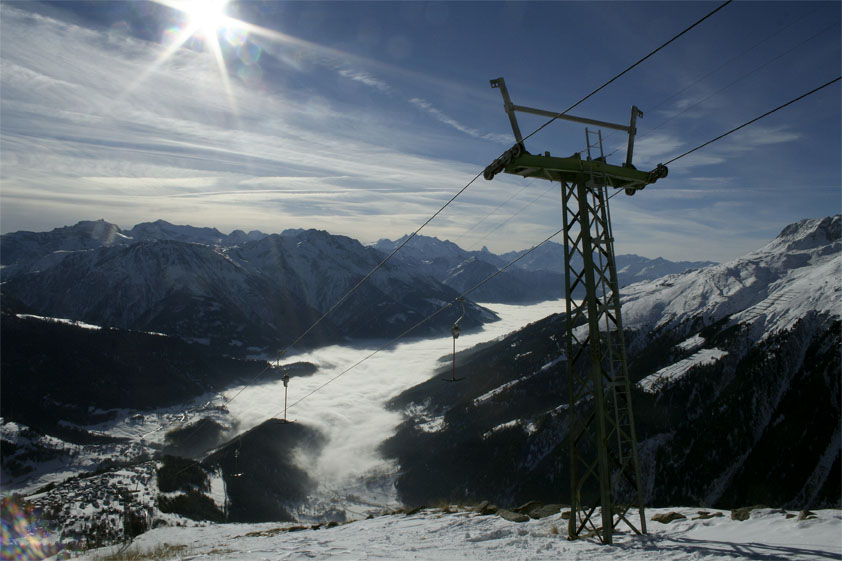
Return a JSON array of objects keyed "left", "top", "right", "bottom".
[
  {"left": 0, "top": 219, "right": 270, "bottom": 271},
  {"left": 384, "top": 216, "right": 840, "bottom": 510},
  {"left": 229, "top": 230, "right": 495, "bottom": 337},
  {"left": 1, "top": 239, "right": 332, "bottom": 352},
  {"left": 0, "top": 219, "right": 132, "bottom": 271},
  {"left": 620, "top": 215, "right": 840, "bottom": 337},
  {"left": 124, "top": 220, "right": 230, "bottom": 246},
  {"left": 499, "top": 241, "right": 715, "bottom": 278},
  {"left": 375, "top": 234, "right": 716, "bottom": 302},
  {"left": 0, "top": 223, "right": 494, "bottom": 352}
]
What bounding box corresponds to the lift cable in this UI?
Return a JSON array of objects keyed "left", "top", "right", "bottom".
[
  {"left": 601, "top": 14, "right": 833, "bottom": 161},
  {"left": 451, "top": 180, "right": 532, "bottom": 250},
  {"left": 663, "top": 76, "right": 841, "bottom": 166},
  {"left": 518, "top": 0, "right": 732, "bottom": 147},
  {"left": 281, "top": 171, "right": 486, "bottom": 354},
  {"left": 647, "top": 21, "right": 839, "bottom": 138},
  {"left": 648, "top": 8, "right": 821, "bottom": 122}
]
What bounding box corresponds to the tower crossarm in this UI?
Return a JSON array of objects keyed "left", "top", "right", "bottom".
[{"left": 486, "top": 150, "right": 668, "bottom": 193}]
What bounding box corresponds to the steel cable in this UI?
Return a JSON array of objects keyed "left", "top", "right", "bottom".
[{"left": 663, "top": 76, "right": 841, "bottom": 166}]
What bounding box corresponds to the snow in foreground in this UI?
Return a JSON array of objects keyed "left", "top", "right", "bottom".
[{"left": 75, "top": 506, "right": 841, "bottom": 561}]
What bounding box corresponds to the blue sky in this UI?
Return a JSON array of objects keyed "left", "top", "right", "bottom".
[{"left": 1, "top": 1, "right": 839, "bottom": 262}]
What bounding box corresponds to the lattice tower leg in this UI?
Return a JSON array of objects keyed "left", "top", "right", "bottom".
[{"left": 562, "top": 176, "right": 646, "bottom": 544}]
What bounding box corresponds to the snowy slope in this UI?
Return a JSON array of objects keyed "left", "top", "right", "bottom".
[
  {"left": 621, "top": 215, "right": 841, "bottom": 338},
  {"left": 66, "top": 506, "right": 842, "bottom": 561}
]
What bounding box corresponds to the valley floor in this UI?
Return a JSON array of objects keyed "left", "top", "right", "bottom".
[{"left": 70, "top": 506, "right": 841, "bottom": 561}]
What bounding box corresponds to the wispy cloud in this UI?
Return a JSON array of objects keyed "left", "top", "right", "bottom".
[
  {"left": 0, "top": 4, "right": 495, "bottom": 241},
  {"left": 610, "top": 200, "right": 775, "bottom": 263},
  {"left": 338, "top": 68, "right": 391, "bottom": 93},
  {"left": 409, "top": 97, "right": 511, "bottom": 144},
  {"left": 2, "top": 3, "right": 835, "bottom": 263},
  {"left": 630, "top": 132, "right": 685, "bottom": 163},
  {"left": 728, "top": 125, "right": 801, "bottom": 148}
]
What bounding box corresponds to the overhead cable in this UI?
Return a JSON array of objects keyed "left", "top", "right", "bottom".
[
  {"left": 649, "top": 8, "right": 821, "bottom": 123},
  {"left": 664, "top": 76, "right": 841, "bottom": 166},
  {"left": 600, "top": 9, "right": 827, "bottom": 159},
  {"left": 451, "top": 180, "right": 532, "bottom": 249},
  {"left": 648, "top": 21, "right": 839, "bottom": 136},
  {"left": 519, "top": 0, "right": 732, "bottom": 146},
  {"left": 459, "top": 178, "right": 556, "bottom": 253}
]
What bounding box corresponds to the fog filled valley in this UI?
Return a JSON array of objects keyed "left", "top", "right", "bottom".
[{"left": 1, "top": 216, "right": 840, "bottom": 560}]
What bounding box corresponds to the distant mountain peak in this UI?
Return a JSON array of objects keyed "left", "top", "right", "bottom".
[
  {"left": 765, "top": 215, "right": 841, "bottom": 254},
  {"left": 126, "top": 220, "right": 226, "bottom": 246}
]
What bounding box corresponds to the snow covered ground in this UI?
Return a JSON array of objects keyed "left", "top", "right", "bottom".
[{"left": 71, "top": 506, "right": 842, "bottom": 561}]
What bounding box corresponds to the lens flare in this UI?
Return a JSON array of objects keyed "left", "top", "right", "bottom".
[
  {"left": 117, "top": 1, "right": 307, "bottom": 120},
  {"left": 238, "top": 42, "right": 262, "bottom": 66},
  {"left": 1, "top": 496, "right": 59, "bottom": 560}
]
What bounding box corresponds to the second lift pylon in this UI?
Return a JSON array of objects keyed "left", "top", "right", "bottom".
[{"left": 444, "top": 297, "right": 466, "bottom": 382}]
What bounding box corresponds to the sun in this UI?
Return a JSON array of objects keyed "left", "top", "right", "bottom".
[
  {"left": 121, "top": 0, "right": 293, "bottom": 117},
  {"left": 181, "top": 0, "right": 231, "bottom": 39},
  {"left": 152, "top": 0, "right": 233, "bottom": 43}
]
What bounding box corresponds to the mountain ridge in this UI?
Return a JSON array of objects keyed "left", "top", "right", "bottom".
[{"left": 1, "top": 223, "right": 497, "bottom": 352}]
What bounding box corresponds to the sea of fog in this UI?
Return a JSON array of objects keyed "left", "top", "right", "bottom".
[{"left": 221, "top": 300, "right": 564, "bottom": 512}]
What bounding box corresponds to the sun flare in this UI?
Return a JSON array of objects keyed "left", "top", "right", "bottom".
[
  {"left": 122, "top": 0, "right": 292, "bottom": 118},
  {"left": 182, "top": 0, "right": 230, "bottom": 39}
]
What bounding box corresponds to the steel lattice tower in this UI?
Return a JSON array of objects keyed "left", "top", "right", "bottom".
[{"left": 483, "top": 78, "right": 667, "bottom": 544}]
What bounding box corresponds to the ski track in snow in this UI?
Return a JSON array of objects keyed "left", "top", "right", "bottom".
[
  {"left": 73, "top": 507, "right": 842, "bottom": 561},
  {"left": 637, "top": 348, "right": 728, "bottom": 394}
]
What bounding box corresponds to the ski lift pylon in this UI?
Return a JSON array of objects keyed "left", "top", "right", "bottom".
[
  {"left": 443, "top": 298, "right": 466, "bottom": 382},
  {"left": 231, "top": 447, "right": 243, "bottom": 478},
  {"left": 279, "top": 352, "right": 295, "bottom": 423}
]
